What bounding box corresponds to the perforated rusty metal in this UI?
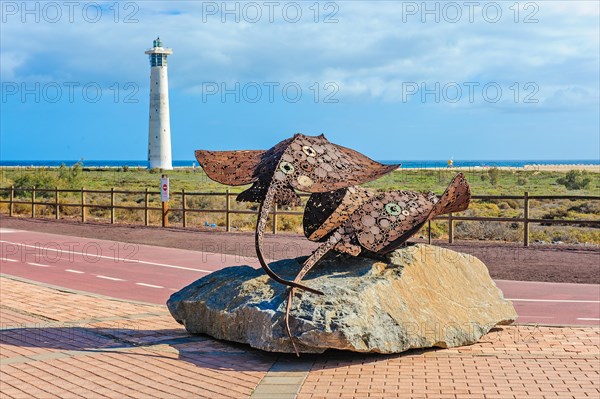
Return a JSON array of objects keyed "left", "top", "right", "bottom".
[
  {"left": 196, "top": 134, "right": 398, "bottom": 205},
  {"left": 195, "top": 133, "right": 399, "bottom": 296},
  {"left": 304, "top": 172, "right": 471, "bottom": 258},
  {"left": 303, "top": 186, "right": 374, "bottom": 242}
]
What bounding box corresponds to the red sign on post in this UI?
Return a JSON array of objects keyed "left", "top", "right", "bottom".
[{"left": 160, "top": 177, "right": 169, "bottom": 202}]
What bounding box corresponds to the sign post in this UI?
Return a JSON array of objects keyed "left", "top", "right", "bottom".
[{"left": 160, "top": 175, "right": 169, "bottom": 227}]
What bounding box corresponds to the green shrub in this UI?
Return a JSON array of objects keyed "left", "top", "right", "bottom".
[
  {"left": 12, "top": 171, "right": 58, "bottom": 198},
  {"left": 541, "top": 208, "right": 569, "bottom": 220},
  {"left": 57, "top": 162, "right": 83, "bottom": 188},
  {"left": 517, "top": 176, "right": 528, "bottom": 186},
  {"left": 487, "top": 198, "right": 520, "bottom": 210},
  {"left": 568, "top": 201, "right": 600, "bottom": 214},
  {"left": 488, "top": 168, "right": 499, "bottom": 186},
  {"left": 557, "top": 170, "right": 591, "bottom": 190}
]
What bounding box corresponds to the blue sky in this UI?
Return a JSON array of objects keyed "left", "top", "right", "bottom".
[{"left": 1, "top": 1, "right": 599, "bottom": 161}]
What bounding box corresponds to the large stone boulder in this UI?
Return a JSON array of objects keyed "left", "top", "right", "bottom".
[{"left": 167, "top": 244, "right": 517, "bottom": 354}]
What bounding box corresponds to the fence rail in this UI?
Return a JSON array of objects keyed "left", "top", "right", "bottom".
[{"left": 1, "top": 186, "right": 598, "bottom": 247}]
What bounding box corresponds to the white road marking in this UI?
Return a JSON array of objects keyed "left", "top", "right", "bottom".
[
  {"left": 508, "top": 298, "right": 600, "bottom": 303},
  {"left": 136, "top": 283, "right": 163, "bottom": 289},
  {"left": 0, "top": 258, "right": 18, "bottom": 262},
  {"left": 577, "top": 318, "right": 600, "bottom": 321},
  {"left": 0, "top": 229, "right": 19, "bottom": 233},
  {"left": 65, "top": 269, "right": 84, "bottom": 274},
  {"left": 96, "top": 275, "right": 125, "bottom": 281},
  {"left": 0, "top": 240, "right": 212, "bottom": 273},
  {"left": 27, "top": 262, "right": 50, "bottom": 268}
]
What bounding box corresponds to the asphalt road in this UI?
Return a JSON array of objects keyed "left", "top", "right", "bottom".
[{"left": 1, "top": 228, "right": 598, "bottom": 326}]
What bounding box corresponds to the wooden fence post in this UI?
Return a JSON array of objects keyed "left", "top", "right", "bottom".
[
  {"left": 81, "top": 188, "right": 86, "bottom": 223},
  {"left": 110, "top": 188, "right": 115, "bottom": 224},
  {"left": 448, "top": 212, "right": 454, "bottom": 243},
  {"left": 272, "top": 203, "right": 278, "bottom": 234},
  {"left": 31, "top": 186, "right": 36, "bottom": 218},
  {"left": 427, "top": 220, "right": 432, "bottom": 244},
  {"left": 162, "top": 201, "right": 169, "bottom": 227},
  {"left": 225, "top": 189, "right": 231, "bottom": 232},
  {"left": 55, "top": 187, "right": 60, "bottom": 220},
  {"left": 182, "top": 189, "right": 187, "bottom": 228},
  {"left": 523, "top": 191, "right": 530, "bottom": 247},
  {"left": 9, "top": 186, "right": 14, "bottom": 216},
  {"left": 144, "top": 188, "right": 149, "bottom": 226}
]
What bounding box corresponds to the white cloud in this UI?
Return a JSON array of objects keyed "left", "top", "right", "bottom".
[
  {"left": 0, "top": 51, "right": 27, "bottom": 80},
  {"left": 1, "top": 0, "right": 598, "bottom": 111}
]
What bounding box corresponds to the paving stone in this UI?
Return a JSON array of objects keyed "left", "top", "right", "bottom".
[{"left": 1, "top": 276, "right": 598, "bottom": 399}]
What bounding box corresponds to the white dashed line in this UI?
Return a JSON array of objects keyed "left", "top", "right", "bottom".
[
  {"left": 96, "top": 275, "right": 125, "bottom": 281},
  {"left": 0, "top": 240, "right": 212, "bottom": 273},
  {"left": 27, "top": 262, "right": 50, "bottom": 268},
  {"left": 136, "top": 283, "right": 164, "bottom": 289},
  {"left": 0, "top": 258, "right": 18, "bottom": 262},
  {"left": 507, "top": 298, "right": 600, "bottom": 303},
  {"left": 65, "top": 269, "right": 85, "bottom": 274},
  {"left": 577, "top": 318, "right": 600, "bottom": 321}
]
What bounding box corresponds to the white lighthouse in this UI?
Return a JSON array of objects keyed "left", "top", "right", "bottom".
[{"left": 145, "top": 37, "right": 173, "bottom": 170}]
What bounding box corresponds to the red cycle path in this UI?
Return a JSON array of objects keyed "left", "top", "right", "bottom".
[{"left": 1, "top": 228, "right": 598, "bottom": 326}]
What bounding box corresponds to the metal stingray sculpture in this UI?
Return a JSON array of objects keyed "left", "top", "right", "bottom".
[
  {"left": 195, "top": 133, "right": 399, "bottom": 295},
  {"left": 284, "top": 172, "right": 471, "bottom": 354}
]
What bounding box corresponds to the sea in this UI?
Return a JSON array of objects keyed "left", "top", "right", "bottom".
[{"left": 1, "top": 160, "right": 598, "bottom": 168}]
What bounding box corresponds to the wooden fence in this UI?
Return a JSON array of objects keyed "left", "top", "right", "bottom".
[{"left": 1, "top": 186, "right": 598, "bottom": 247}]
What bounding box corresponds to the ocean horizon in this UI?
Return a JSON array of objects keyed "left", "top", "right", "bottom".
[{"left": 1, "top": 160, "right": 598, "bottom": 169}]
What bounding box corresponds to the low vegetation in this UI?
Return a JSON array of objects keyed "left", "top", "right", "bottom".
[
  {"left": 556, "top": 170, "right": 592, "bottom": 190},
  {"left": 1, "top": 166, "right": 598, "bottom": 245}
]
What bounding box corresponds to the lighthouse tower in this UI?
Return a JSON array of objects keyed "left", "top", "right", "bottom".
[{"left": 145, "top": 37, "right": 173, "bottom": 170}]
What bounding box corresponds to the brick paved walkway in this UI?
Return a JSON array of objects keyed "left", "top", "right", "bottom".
[{"left": 1, "top": 275, "right": 598, "bottom": 399}]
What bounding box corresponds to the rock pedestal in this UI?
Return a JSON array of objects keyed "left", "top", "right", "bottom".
[{"left": 167, "top": 244, "right": 517, "bottom": 354}]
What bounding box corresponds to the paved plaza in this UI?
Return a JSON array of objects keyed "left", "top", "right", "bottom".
[{"left": 1, "top": 275, "right": 598, "bottom": 399}]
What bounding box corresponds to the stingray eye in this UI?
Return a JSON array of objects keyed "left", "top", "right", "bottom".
[
  {"left": 302, "top": 145, "right": 317, "bottom": 157},
  {"left": 279, "top": 161, "right": 295, "bottom": 175},
  {"left": 385, "top": 202, "right": 401, "bottom": 216}
]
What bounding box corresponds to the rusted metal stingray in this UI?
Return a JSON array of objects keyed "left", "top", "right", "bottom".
[
  {"left": 284, "top": 173, "right": 471, "bottom": 354},
  {"left": 195, "top": 133, "right": 399, "bottom": 295}
]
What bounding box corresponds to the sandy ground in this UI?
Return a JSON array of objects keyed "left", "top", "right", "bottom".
[
  {"left": 2, "top": 216, "right": 598, "bottom": 285},
  {"left": 399, "top": 164, "right": 600, "bottom": 172}
]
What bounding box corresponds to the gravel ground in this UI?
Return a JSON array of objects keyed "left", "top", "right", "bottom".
[{"left": 2, "top": 216, "right": 599, "bottom": 284}]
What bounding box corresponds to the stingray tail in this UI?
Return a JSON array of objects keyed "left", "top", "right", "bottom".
[
  {"left": 285, "top": 232, "right": 341, "bottom": 356},
  {"left": 254, "top": 183, "right": 323, "bottom": 295},
  {"left": 429, "top": 172, "right": 471, "bottom": 219}
]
